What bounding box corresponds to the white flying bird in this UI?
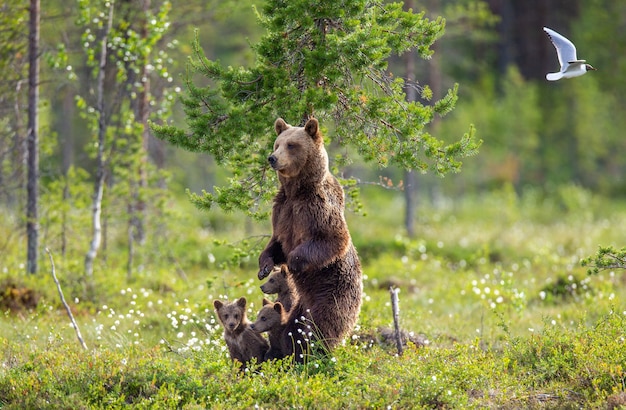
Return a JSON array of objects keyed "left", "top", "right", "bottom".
[{"left": 543, "top": 27, "right": 596, "bottom": 81}]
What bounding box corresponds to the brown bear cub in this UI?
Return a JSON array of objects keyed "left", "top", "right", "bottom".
[
  {"left": 258, "top": 117, "right": 363, "bottom": 362},
  {"left": 213, "top": 297, "right": 269, "bottom": 369},
  {"left": 260, "top": 264, "right": 298, "bottom": 312},
  {"left": 250, "top": 298, "right": 290, "bottom": 360}
]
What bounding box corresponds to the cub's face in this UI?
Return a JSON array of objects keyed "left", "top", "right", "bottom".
[
  {"left": 260, "top": 266, "right": 287, "bottom": 294},
  {"left": 250, "top": 299, "right": 285, "bottom": 333},
  {"left": 214, "top": 298, "right": 246, "bottom": 331},
  {"left": 267, "top": 117, "right": 323, "bottom": 179}
]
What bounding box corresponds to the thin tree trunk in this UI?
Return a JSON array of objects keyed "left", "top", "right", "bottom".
[
  {"left": 127, "top": 199, "right": 134, "bottom": 281},
  {"left": 403, "top": 0, "right": 417, "bottom": 238},
  {"left": 403, "top": 169, "right": 416, "bottom": 237},
  {"left": 26, "top": 0, "right": 40, "bottom": 274},
  {"left": 85, "top": 3, "right": 114, "bottom": 278},
  {"left": 10, "top": 80, "right": 26, "bottom": 208},
  {"left": 126, "top": 0, "right": 152, "bottom": 278},
  {"left": 136, "top": 0, "right": 151, "bottom": 246},
  {"left": 61, "top": 89, "right": 74, "bottom": 257}
]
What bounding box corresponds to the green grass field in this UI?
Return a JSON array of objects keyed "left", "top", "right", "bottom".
[{"left": 1, "top": 184, "right": 625, "bottom": 409}]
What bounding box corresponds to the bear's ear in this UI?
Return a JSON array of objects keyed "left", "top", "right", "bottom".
[
  {"left": 262, "top": 298, "right": 272, "bottom": 306},
  {"left": 213, "top": 300, "right": 223, "bottom": 310},
  {"left": 236, "top": 297, "right": 247, "bottom": 308},
  {"left": 304, "top": 117, "right": 319, "bottom": 139},
  {"left": 274, "top": 302, "right": 284, "bottom": 313},
  {"left": 275, "top": 118, "right": 289, "bottom": 135}
]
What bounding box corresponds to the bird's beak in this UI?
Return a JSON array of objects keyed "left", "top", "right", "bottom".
[{"left": 587, "top": 64, "right": 597, "bottom": 71}]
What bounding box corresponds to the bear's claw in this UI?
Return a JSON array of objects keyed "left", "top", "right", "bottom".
[{"left": 258, "top": 265, "right": 272, "bottom": 280}]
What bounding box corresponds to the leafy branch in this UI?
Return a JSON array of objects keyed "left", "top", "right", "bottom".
[{"left": 581, "top": 246, "right": 626, "bottom": 275}]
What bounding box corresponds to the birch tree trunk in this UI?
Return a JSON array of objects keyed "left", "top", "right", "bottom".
[
  {"left": 84, "top": 3, "right": 114, "bottom": 278},
  {"left": 26, "top": 0, "right": 40, "bottom": 274}
]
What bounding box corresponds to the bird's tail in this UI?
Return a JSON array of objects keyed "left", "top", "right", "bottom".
[{"left": 546, "top": 72, "right": 563, "bottom": 81}]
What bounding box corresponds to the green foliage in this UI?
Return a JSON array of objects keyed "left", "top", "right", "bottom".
[
  {"left": 582, "top": 246, "right": 626, "bottom": 275},
  {"left": 537, "top": 274, "right": 593, "bottom": 303},
  {"left": 153, "top": 0, "right": 480, "bottom": 217},
  {"left": 0, "top": 0, "right": 28, "bottom": 202},
  {"left": 437, "top": 66, "right": 540, "bottom": 191},
  {"left": 52, "top": 0, "right": 183, "bottom": 280}
]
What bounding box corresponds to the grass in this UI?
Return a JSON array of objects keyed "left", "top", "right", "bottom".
[{"left": 1, "top": 184, "right": 626, "bottom": 408}]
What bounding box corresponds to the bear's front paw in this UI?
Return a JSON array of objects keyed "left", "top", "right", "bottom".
[{"left": 258, "top": 262, "right": 274, "bottom": 280}]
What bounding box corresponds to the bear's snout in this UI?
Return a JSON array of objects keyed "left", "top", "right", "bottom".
[{"left": 268, "top": 155, "right": 277, "bottom": 168}]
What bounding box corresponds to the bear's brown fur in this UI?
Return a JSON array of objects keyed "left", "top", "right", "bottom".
[
  {"left": 260, "top": 264, "right": 298, "bottom": 312},
  {"left": 250, "top": 298, "right": 290, "bottom": 360},
  {"left": 258, "top": 117, "right": 362, "bottom": 361},
  {"left": 213, "top": 297, "right": 269, "bottom": 368}
]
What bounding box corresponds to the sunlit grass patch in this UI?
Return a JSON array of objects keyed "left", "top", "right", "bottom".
[{"left": 1, "top": 187, "right": 626, "bottom": 408}]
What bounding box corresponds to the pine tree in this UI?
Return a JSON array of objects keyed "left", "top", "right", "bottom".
[{"left": 152, "top": 0, "right": 480, "bottom": 218}]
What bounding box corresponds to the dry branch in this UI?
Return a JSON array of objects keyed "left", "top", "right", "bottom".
[{"left": 46, "top": 248, "right": 88, "bottom": 350}]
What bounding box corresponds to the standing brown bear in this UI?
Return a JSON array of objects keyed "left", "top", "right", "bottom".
[{"left": 258, "top": 117, "right": 363, "bottom": 362}]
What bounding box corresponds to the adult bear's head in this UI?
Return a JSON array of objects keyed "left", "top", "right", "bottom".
[{"left": 268, "top": 117, "right": 329, "bottom": 181}]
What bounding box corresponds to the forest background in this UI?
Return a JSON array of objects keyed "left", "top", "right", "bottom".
[
  {"left": 3, "top": 0, "right": 625, "bottom": 229},
  {"left": 1, "top": 0, "right": 626, "bottom": 408}
]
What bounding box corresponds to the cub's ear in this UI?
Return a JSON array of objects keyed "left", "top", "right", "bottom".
[
  {"left": 279, "top": 264, "right": 289, "bottom": 277},
  {"left": 275, "top": 118, "right": 289, "bottom": 135},
  {"left": 274, "top": 302, "right": 284, "bottom": 313},
  {"left": 304, "top": 117, "right": 319, "bottom": 139},
  {"left": 236, "top": 297, "right": 247, "bottom": 308},
  {"left": 213, "top": 300, "right": 223, "bottom": 310},
  {"left": 262, "top": 298, "right": 272, "bottom": 306}
]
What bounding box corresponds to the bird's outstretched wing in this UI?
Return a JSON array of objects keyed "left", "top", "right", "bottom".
[{"left": 543, "top": 27, "right": 578, "bottom": 70}]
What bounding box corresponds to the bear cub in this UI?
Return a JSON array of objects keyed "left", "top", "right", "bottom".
[
  {"left": 260, "top": 264, "right": 297, "bottom": 312},
  {"left": 213, "top": 297, "right": 269, "bottom": 369},
  {"left": 250, "top": 298, "right": 290, "bottom": 361}
]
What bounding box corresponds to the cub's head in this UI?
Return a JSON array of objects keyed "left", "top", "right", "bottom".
[
  {"left": 213, "top": 297, "right": 247, "bottom": 332},
  {"left": 267, "top": 117, "right": 328, "bottom": 179},
  {"left": 250, "top": 298, "right": 286, "bottom": 333},
  {"left": 260, "top": 265, "right": 289, "bottom": 295}
]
